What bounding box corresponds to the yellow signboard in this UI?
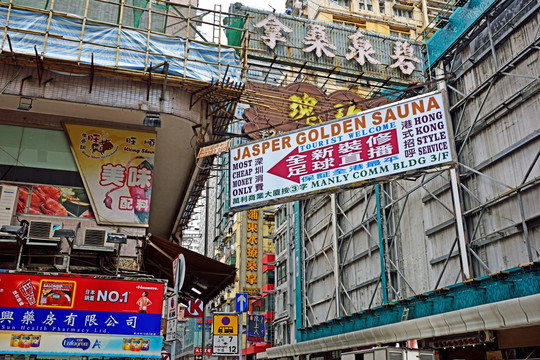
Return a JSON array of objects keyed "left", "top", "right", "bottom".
[
  {"left": 64, "top": 124, "right": 156, "bottom": 226},
  {"left": 213, "top": 314, "right": 238, "bottom": 336}
]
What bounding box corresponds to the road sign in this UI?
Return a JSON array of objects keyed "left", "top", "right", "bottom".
[
  {"left": 167, "top": 295, "right": 177, "bottom": 320},
  {"left": 165, "top": 317, "right": 177, "bottom": 341},
  {"left": 185, "top": 299, "right": 204, "bottom": 317},
  {"left": 213, "top": 314, "right": 238, "bottom": 335},
  {"left": 236, "top": 293, "right": 248, "bottom": 313},
  {"left": 213, "top": 335, "right": 238, "bottom": 355},
  {"left": 172, "top": 254, "right": 186, "bottom": 291}
]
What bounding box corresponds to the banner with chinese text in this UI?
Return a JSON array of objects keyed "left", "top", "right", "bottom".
[
  {"left": 230, "top": 91, "right": 454, "bottom": 210},
  {"left": 0, "top": 273, "right": 165, "bottom": 336},
  {"left": 240, "top": 210, "right": 263, "bottom": 295},
  {"left": 64, "top": 124, "right": 155, "bottom": 226},
  {"left": 0, "top": 332, "right": 162, "bottom": 358}
]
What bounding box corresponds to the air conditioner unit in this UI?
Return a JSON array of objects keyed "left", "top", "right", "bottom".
[
  {"left": 0, "top": 185, "right": 18, "bottom": 226},
  {"left": 28, "top": 220, "right": 62, "bottom": 239},
  {"left": 83, "top": 228, "right": 107, "bottom": 247},
  {"left": 72, "top": 228, "right": 114, "bottom": 252},
  {"left": 26, "top": 220, "right": 62, "bottom": 247}
]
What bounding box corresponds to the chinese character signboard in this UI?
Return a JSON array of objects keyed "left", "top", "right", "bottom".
[
  {"left": 243, "top": 82, "right": 394, "bottom": 140},
  {"left": 0, "top": 273, "right": 165, "bottom": 336},
  {"left": 237, "top": 8, "right": 425, "bottom": 83},
  {"left": 247, "top": 314, "right": 265, "bottom": 342},
  {"left": 197, "top": 140, "right": 231, "bottom": 159},
  {"left": 240, "top": 209, "right": 263, "bottom": 295},
  {"left": 64, "top": 124, "right": 155, "bottom": 226},
  {"left": 230, "top": 91, "right": 454, "bottom": 210}
]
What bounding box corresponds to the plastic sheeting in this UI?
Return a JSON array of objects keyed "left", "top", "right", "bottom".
[
  {"left": 0, "top": 7, "right": 243, "bottom": 83},
  {"left": 425, "top": 0, "right": 497, "bottom": 68}
]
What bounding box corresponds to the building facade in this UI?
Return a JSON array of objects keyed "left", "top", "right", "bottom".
[{"left": 263, "top": 0, "right": 540, "bottom": 359}]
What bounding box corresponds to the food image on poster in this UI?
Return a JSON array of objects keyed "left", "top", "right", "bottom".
[{"left": 38, "top": 280, "right": 76, "bottom": 308}]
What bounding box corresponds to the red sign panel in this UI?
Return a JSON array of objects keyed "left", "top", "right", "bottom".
[
  {"left": 184, "top": 299, "right": 203, "bottom": 318},
  {"left": 0, "top": 273, "right": 165, "bottom": 336},
  {"left": 1, "top": 273, "right": 164, "bottom": 314},
  {"left": 194, "top": 347, "right": 212, "bottom": 356}
]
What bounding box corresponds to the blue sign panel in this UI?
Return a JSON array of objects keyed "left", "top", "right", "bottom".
[
  {"left": 235, "top": 293, "right": 248, "bottom": 313},
  {"left": 247, "top": 314, "right": 265, "bottom": 341},
  {"left": 0, "top": 307, "right": 161, "bottom": 336}
]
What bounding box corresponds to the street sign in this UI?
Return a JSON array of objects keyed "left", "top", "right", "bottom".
[
  {"left": 213, "top": 335, "right": 238, "bottom": 355},
  {"left": 213, "top": 314, "right": 238, "bottom": 335},
  {"left": 236, "top": 293, "right": 248, "bottom": 313},
  {"left": 247, "top": 314, "right": 265, "bottom": 341},
  {"left": 185, "top": 299, "right": 204, "bottom": 317},
  {"left": 172, "top": 254, "right": 185, "bottom": 291},
  {"left": 167, "top": 295, "right": 177, "bottom": 320},
  {"left": 165, "top": 317, "right": 177, "bottom": 341},
  {"left": 213, "top": 314, "right": 239, "bottom": 356}
]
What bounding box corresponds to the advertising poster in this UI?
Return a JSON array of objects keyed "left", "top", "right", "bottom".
[
  {"left": 0, "top": 273, "right": 165, "bottom": 336},
  {"left": 10, "top": 184, "right": 94, "bottom": 218},
  {"left": 0, "top": 332, "right": 162, "bottom": 358},
  {"left": 230, "top": 91, "right": 454, "bottom": 210},
  {"left": 64, "top": 124, "right": 156, "bottom": 226}
]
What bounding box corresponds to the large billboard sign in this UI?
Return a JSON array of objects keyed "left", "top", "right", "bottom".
[
  {"left": 232, "top": 7, "right": 425, "bottom": 84},
  {"left": 0, "top": 273, "right": 165, "bottom": 337},
  {"left": 230, "top": 91, "right": 454, "bottom": 210},
  {"left": 65, "top": 124, "right": 156, "bottom": 227}
]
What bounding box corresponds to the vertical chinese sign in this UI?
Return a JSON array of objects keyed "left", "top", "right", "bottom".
[
  {"left": 241, "top": 209, "right": 263, "bottom": 295},
  {"left": 0, "top": 273, "right": 165, "bottom": 357},
  {"left": 64, "top": 124, "right": 155, "bottom": 226}
]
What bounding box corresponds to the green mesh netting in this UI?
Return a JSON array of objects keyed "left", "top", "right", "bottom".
[
  {"left": 132, "top": 0, "right": 169, "bottom": 30},
  {"left": 223, "top": 16, "right": 246, "bottom": 48}
]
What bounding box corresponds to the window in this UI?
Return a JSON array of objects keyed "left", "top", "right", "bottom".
[
  {"left": 393, "top": 7, "right": 412, "bottom": 18},
  {"left": 390, "top": 27, "right": 410, "bottom": 39},
  {"left": 0, "top": 125, "right": 77, "bottom": 171},
  {"left": 333, "top": 17, "right": 367, "bottom": 30},
  {"left": 263, "top": 270, "right": 275, "bottom": 285},
  {"left": 329, "top": 0, "right": 350, "bottom": 7},
  {"left": 276, "top": 262, "right": 287, "bottom": 286},
  {"left": 359, "top": 0, "right": 373, "bottom": 11},
  {"left": 379, "top": 1, "right": 386, "bottom": 14}
]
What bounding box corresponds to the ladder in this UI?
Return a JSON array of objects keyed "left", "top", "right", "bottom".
[{"left": 401, "top": 307, "right": 409, "bottom": 321}]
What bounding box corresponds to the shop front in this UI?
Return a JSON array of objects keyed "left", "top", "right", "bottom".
[{"left": 0, "top": 272, "right": 166, "bottom": 359}]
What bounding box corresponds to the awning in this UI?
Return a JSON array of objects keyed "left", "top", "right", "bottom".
[
  {"left": 265, "top": 293, "right": 540, "bottom": 358},
  {"left": 143, "top": 235, "right": 236, "bottom": 303}
]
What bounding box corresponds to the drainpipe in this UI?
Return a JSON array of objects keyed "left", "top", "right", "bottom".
[
  {"left": 294, "top": 201, "right": 303, "bottom": 341},
  {"left": 376, "top": 185, "right": 388, "bottom": 304},
  {"left": 331, "top": 194, "right": 340, "bottom": 317}
]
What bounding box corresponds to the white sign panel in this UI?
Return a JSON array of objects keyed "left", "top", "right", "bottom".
[
  {"left": 165, "top": 318, "right": 177, "bottom": 342},
  {"left": 230, "top": 91, "right": 453, "bottom": 210},
  {"left": 212, "top": 335, "right": 238, "bottom": 355}
]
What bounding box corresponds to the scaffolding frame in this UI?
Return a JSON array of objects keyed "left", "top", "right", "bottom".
[{"left": 297, "top": 0, "right": 540, "bottom": 336}]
